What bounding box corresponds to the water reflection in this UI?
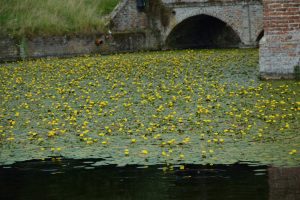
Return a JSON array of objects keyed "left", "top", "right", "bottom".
[
  {"left": 268, "top": 167, "right": 300, "bottom": 200},
  {"left": 0, "top": 159, "right": 299, "bottom": 200}
]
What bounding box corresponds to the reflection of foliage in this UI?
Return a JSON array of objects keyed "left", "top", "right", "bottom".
[{"left": 0, "top": 49, "right": 299, "bottom": 166}]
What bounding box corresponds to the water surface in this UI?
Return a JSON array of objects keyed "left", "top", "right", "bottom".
[{"left": 1, "top": 159, "right": 299, "bottom": 200}]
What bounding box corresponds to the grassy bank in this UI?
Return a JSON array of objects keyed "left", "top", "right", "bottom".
[
  {"left": 0, "top": 0, "right": 120, "bottom": 37},
  {"left": 0, "top": 49, "right": 299, "bottom": 167}
]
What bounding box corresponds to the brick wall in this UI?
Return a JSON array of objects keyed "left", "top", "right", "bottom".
[
  {"left": 111, "top": 0, "right": 263, "bottom": 47},
  {"left": 260, "top": 0, "right": 300, "bottom": 79},
  {"left": 0, "top": 33, "right": 147, "bottom": 62},
  {"left": 110, "top": 0, "right": 148, "bottom": 32}
]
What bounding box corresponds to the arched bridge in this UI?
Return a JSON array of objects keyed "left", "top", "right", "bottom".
[{"left": 110, "top": 0, "right": 263, "bottom": 49}]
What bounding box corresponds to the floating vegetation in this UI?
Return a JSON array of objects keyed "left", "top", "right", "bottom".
[{"left": 0, "top": 49, "right": 299, "bottom": 166}]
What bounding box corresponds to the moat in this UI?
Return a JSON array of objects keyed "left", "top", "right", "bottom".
[{"left": 1, "top": 159, "right": 300, "bottom": 200}]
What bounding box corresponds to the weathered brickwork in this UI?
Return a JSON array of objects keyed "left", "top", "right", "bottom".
[
  {"left": 0, "top": 38, "right": 20, "bottom": 61},
  {"left": 110, "top": 0, "right": 148, "bottom": 32},
  {"left": 0, "top": 33, "right": 147, "bottom": 62},
  {"left": 259, "top": 0, "right": 300, "bottom": 79},
  {"left": 25, "top": 36, "right": 99, "bottom": 58},
  {"left": 111, "top": 0, "right": 263, "bottom": 47},
  {"left": 163, "top": 2, "right": 263, "bottom": 46}
]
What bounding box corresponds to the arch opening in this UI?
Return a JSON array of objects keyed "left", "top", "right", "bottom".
[{"left": 165, "top": 15, "right": 241, "bottom": 49}]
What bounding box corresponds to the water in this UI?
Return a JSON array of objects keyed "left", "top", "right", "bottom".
[{"left": 0, "top": 159, "right": 299, "bottom": 200}]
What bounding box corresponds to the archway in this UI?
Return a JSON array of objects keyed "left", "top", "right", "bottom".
[{"left": 165, "top": 14, "right": 241, "bottom": 49}]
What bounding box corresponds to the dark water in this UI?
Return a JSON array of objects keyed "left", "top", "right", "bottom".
[{"left": 0, "top": 159, "right": 299, "bottom": 200}]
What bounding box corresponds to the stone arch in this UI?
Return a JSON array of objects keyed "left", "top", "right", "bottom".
[
  {"left": 165, "top": 14, "right": 242, "bottom": 49},
  {"left": 163, "top": 8, "right": 243, "bottom": 42},
  {"left": 256, "top": 30, "right": 264, "bottom": 42}
]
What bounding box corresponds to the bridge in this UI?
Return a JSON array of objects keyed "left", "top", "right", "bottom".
[
  {"left": 110, "top": 0, "right": 299, "bottom": 79},
  {"left": 110, "top": 0, "right": 263, "bottom": 49},
  {"left": 0, "top": 0, "right": 297, "bottom": 78}
]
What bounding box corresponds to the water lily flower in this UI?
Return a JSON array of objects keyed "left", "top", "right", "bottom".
[{"left": 141, "top": 150, "right": 148, "bottom": 155}]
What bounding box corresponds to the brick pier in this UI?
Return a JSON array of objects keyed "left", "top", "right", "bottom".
[{"left": 259, "top": 0, "right": 300, "bottom": 79}]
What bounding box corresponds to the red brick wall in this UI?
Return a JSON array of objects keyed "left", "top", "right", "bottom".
[
  {"left": 260, "top": 0, "right": 300, "bottom": 79},
  {"left": 264, "top": 0, "right": 300, "bottom": 34}
]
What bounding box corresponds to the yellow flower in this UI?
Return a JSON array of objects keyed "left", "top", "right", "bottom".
[
  {"left": 183, "top": 137, "right": 190, "bottom": 144},
  {"left": 16, "top": 77, "right": 23, "bottom": 84},
  {"left": 124, "top": 149, "right": 129, "bottom": 155},
  {"left": 167, "top": 139, "right": 176, "bottom": 145},
  {"left": 98, "top": 133, "right": 105, "bottom": 137},
  {"left": 102, "top": 141, "right": 107, "bottom": 145},
  {"left": 131, "top": 138, "right": 137, "bottom": 143},
  {"left": 142, "top": 135, "right": 148, "bottom": 140},
  {"left": 86, "top": 140, "right": 93, "bottom": 145},
  {"left": 7, "top": 137, "right": 15, "bottom": 141},
  {"left": 153, "top": 134, "right": 161, "bottom": 139},
  {"left": 289, "top": 149, "right": 297, "bottom": 155},
  {"left": 48, "top": 130, "right": 56, "bottom": 137},
  {"left": 141, "top": 150, "right": 148, "bottom": 155},
  {"left": 99, "top": 101, "right": 108, "bottom": 108}
]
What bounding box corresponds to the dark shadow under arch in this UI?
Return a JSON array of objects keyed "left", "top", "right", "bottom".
[{"left": 165, "top": 15, "right": 241, "bottom": 49}]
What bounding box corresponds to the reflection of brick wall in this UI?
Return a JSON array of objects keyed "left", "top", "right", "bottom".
[
  {"left": 260, "top": 0, "right": 300, "bottom": 79},
  {"left": 268, "top": 167, "right": 300, "bottom": 200}
]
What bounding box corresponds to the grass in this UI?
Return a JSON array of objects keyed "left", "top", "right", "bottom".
[
  {"left": 0, "top": 49, "right": 299, "bottom": 167},
  {"left": 0, "top": 0, "right": 120, "bottom": 37}
]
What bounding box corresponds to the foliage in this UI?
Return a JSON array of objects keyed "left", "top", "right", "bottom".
[
  {"left": 0, "top": 49, "right": 299, "bottom": 167},
  {"left": 0, "top": 0, "right": 120, "bottom": 37}
]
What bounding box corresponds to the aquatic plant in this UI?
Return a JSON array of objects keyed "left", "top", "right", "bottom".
[{"left": 0, "top": 49, "right": 299, "bottom": 167}]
